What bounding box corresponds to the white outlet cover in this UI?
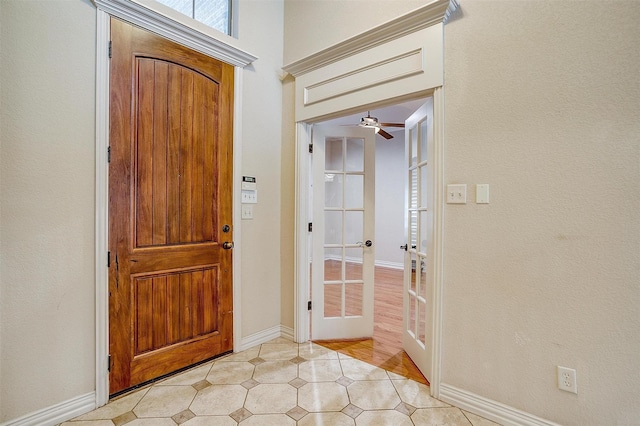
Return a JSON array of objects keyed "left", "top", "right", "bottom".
[
  {"left": 557, "top": 366, "right": 577, "bottom": 394},
  {"left": 447, "top": 184, "right": 467, "bottom": 204},
  {"left": 476, "top": 184, "right": 490, "bottom": 204}
]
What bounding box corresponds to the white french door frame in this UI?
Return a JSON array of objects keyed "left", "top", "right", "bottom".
[
  {"left": 93, "top": 2, "right": 257, "bottom": 407},
  {"left": 293, "top": 87, "right": 445, "bottom": 397}
]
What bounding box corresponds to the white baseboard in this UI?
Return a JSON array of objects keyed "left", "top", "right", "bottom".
[
  {"left": 237, "top": 324, "right": 297, "bottom": 352},
  {"left": 374, "top": 260, "right": 403, "bottom": 270},
  {"left": 1, "top": 392, "right": 95, "bottom": 426},
  {"left": 280, "top": 325, "right": 295, "bottom": 341},
  {"left": 439, "top": 384, "right": 561, "bottom": 426},
  {"left": 324, "top": 255, "right": 403, "bottom": 271}
]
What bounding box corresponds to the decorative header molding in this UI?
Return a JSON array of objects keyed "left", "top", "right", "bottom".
[
  {"left": 282, "top": 0, "right": 458, "bottom": 77},
  {"left": 92, "top": 0, "right": 257, "bottom": 68}
]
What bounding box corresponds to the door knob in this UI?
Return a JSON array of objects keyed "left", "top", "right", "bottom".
[
  {"left": 357, "top": 240, "right": 373, "bottom": 247},
  {"left": 400, "top": 244, "right": 408, "bottom": 251},
  {"left": 222, "top": 242, "right": 234, "bottom": 250}
]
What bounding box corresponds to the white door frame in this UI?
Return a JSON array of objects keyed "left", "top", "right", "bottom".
[
  {"left": 288, "top": 0, "right": 454, "bottom": 397},
  {"left": 92, "top": 1, "right": 257, "bottom": 407},
  {"left": 293, "top": 87, "right": 444, "bottom": 396}
]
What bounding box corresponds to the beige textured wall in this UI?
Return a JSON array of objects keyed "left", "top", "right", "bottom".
[
  {"left": 284, "top": 0, "right": 428, "bottom": 65},
  {"left": 0, "top": 0, "right": 97, "bottom": 421},
  {"left": 442, "top": 2, "right": 640, "bottom": 424}
]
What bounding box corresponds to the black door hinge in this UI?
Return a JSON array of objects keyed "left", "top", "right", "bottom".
[
  {"left": 108, "top": 354, "right": 111, "bottom": 372},
  {"left": 108, "top": 41, "right": 112, "bottom": 58},
  {"left": 107, "top": 251, "right": 111, "bottom": 267},
  {"left": 307, "top": 301, "right": 312, "bottom": 311},
  {"left": 308, "top": 222, "right": 312, "bottom": 232},
  {"left": 308, "top": 144, "right": 313, "bottom": 153},
  {"left": 107, "top": 146, "right": 111, "bottom": 163}
]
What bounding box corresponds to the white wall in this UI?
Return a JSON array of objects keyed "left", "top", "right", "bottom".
[
  {"left": 0, "top": 1, "right": 97, "bottom": 421},
  {"left": 374, "top": 138, "right": 405, "bottom": 268},
  {"left": 442, "top": 2, "right": 640, "bottom": 424},
  {"left": 0, "top": 0, "right": 285, "bottom": 422},
  {"left": 283, "top": 0, "right": 640, "bottom": 424}
]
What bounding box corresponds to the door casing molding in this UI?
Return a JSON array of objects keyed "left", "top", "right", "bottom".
[
  {"left": 92, "top": 0, "right": 256, "bottom": 67},
  {"left": 94, "top": 3, "right": 250, "bottom": 406},
  {"left": 289, "top": 0, "right": 455, "bottom": 398}
]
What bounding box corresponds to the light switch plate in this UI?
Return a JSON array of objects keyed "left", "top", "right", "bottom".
[
  {"left": 241, "top": 205, "right": 253, "bottom": 220},
  {"left": 447, "top": 184, "right": 467, "bottom": 204},
  {"left": 241, "top": 190, "right": 258, "bottom": 204},
  {"left": 476, "top": 184, "right": 490, "bottom": 204}
]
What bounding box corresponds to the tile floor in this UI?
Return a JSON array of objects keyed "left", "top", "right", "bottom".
[{"left": 62, "top": 338, "right": 499, "bottom": 426}]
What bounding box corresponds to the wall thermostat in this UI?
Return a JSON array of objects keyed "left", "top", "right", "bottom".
[{"left": 241, "top": 176, "right": 257, "bottom": 203}]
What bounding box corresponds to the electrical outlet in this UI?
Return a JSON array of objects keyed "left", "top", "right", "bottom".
[{"left": 557, "top": 366, "right": 577, "bottom": 394}]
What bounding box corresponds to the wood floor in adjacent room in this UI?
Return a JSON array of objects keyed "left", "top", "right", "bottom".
[{"left": 315, "top": 265, "right": 429, "bottom": 386}]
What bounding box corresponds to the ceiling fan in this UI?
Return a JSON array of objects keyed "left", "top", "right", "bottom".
[{"left": 356, "top": 111, "right": 405, "bottom": 140}]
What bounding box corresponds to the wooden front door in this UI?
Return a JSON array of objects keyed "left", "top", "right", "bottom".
[{"left": 108, "top": 18, "right": 234, "bottom": 395}]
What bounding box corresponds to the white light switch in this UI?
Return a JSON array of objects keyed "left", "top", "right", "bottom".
[
  {"left": 476, "top": 184, "right": 490, "bottom": 204},
  {"left": 446, "top": 184, "right": 467, "bottom": 204},
  {"left": 241, "top": 190, "right": 258, "bottom": 203},
  {"left": 241, "top": 205, "right": 253, "bottom": 220}
]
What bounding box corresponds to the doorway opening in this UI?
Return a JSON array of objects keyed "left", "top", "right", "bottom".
[{"left": 308, "top": 98, "right": 430, "bottom": 385}]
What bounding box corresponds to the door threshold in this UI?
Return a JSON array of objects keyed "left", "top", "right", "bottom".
[{"left": 109, "top": 350, "right": 233, "bottom": 400}]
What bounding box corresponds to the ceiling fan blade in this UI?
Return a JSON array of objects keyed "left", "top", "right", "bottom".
[
  {"left": 379, "top": 122, "right": 404, "bottom": 128},
  {"left": 378, "top": 128, "right": 394, "bottom": 139}
]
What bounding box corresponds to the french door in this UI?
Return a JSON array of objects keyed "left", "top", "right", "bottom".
[
  {"left": 311, "top": 126, "right": 376, "bottom": 339},
  {"left": 402, "top": 100, "right": 434, "bottom": 382}
]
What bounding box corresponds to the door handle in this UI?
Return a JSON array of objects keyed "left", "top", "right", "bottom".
[
  {"left": 222, "top": 242, "right": 234, "bottom": 250},
  {"left": 357, "top": 240, "right": 373, "bottom": 247},
  {"left": 400, "top": 244, "right": 408, "bottom": 251}
]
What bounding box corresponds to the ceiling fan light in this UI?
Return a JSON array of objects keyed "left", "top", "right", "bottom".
[{"left": 359, "top": 115, "right": 381, "bottom": 135}]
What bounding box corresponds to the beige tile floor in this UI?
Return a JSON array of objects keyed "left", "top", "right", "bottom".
[{"left": 61, "top": 338, "right": 500, "bottom": 426}]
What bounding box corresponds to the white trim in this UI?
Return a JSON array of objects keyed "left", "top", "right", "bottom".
[
  {"left": 374, "top": 260, "right": 404, "bottom": 270},
  {"left": 0, "top": 393, "right": 95, "bottom": 426},
  {"left": 280, "top": 325, "right": 295, "bottom": 341},
  {"left": 232, "top": 66, "right": 243, "bottom": 354},
  {"left": 292, "top": 25, "right": 444, "bottom": 123},
  {"left": 282, "top": 0, "right": 458, "bottom": 77},
  {"left": 430, "top": 87, "right": 445, "bottom": 398},
  {"left": 94, "top": 9, "right": 110, "bottom": 409},
  {"left": 439, "top": 384, "right": 561, "bottom": 426},
  {"left": 91, "top": 0, "right": 257, "bottom": 68},
  {"left": 323, "top": 254, "right": 403, "bottom": 271},
  {"left": 293, "top": 123, "right": 312, "bottom": 343},
  {"left": 237, "top": 325, "right": 284, "bottom": 351}
]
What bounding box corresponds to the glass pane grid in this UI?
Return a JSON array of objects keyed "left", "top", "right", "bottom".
[
  {"left": 155, "top": 0, "right": 231, "bottom": 35},
  {"left": 195, "top": 0, "right": 230, "bottom": 34},
  {"left": 321, "top": 133, "right": 368, "bottom": 322}
]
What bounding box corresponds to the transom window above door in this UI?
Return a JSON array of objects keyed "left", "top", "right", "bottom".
[{"left": 155, "top": 0, "right": 232, "bottom": 35}]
